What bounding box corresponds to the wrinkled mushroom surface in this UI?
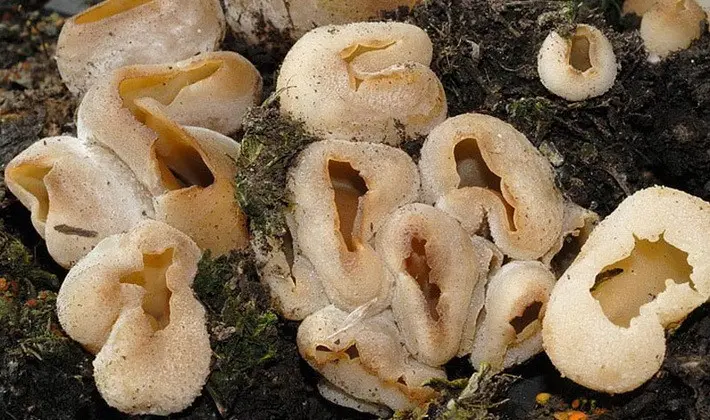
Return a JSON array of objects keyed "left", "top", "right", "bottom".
[
  {"left": 419, "top": 113, "right": 564, "bottom": 260},
  {"left": 57, "top": 220, "right": 210, "bottom": 415},
  {"left": 4, "top": 136, "right": 153, "bottom": 268},
  {"left": 56, "top": 0, "right": 225, "bottom": 95},
  {"left": 543, "top": 186, "right": 710, "bottom": 394},
  {"left": 640, "top": 0, "right": 705, "bottom": 61},
  {"left": 276, "top": 22, "right": 447, "bottom": 145},
  {"left": 289, "top": 140, "right": 420, "bottom": 311}
]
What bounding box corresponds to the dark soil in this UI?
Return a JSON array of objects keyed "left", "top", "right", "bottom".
[{"left": 1, "top": 0, "right": 709, "bottom": 419}]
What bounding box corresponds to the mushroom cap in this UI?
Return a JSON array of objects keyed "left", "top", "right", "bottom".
[
  {"left": 56, "top": 0, "right": 225, "bottom": 96},
  {"left": 376, "top": 203, "right": 483, "bottom": 366},
  {"left": 4, "top": 136, "right": 152, "bottom": 268},
  {"left": 57, "top": 220, "right": 210, "bottom": 415},
  {"left": 537, "top": 24, "right": 617, "bottom": 102},
  {"left": 297, "top": 305, "right": 446, "bottom": 411},
  {"left": 289, "top": 139, "right": 420, "bottom": 311},
  {"left": 419, "top": 113, "right": 564, "bottom": 260},
  {"left": 623, "top": 0, "right": 660, "bottom": 15},
  {"left": 469, "top": 261, "right": 555, "bottom": 371},
  {"left": 640, "top": 0, "right": 705, "bottom": 60},
  {"left": 543, "top": 186, "right": 710, "bottom": 394},
  {"left": 276, "top": 22, "right": 447, "bottom": 145}
]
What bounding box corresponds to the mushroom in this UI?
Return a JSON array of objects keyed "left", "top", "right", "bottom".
[
  {"left": 543, "top": 186, "right": 710, "bottom": 394},
  {"left": 469, "top": 261, "right": 555, "bottom": 371},
  {"left": 537, "top": 24, "right": 617, "bottom": 102},
  {"left": 56, "top": 220, "right": 210, "bottom": 415},
  {"left": 419, "top": 113, "right": 565, "bottom": 260},
  {"left": 4, "top": 136, "right": 153, "bottom": 268},
  {"left": 276, "top": 22, "right": 447, "bottom": 145},
  {"left": 225, "top": 0, "right": 422, "bottom": 42},
  {"left": 56, "top": 0, "right": 226, "bottom": 95},
  {"left": 376, "top": 203, "right": 484, "bottom": 366},
  {"left": 297, "top": 305, "right": 446, "bottom": 413},
  {"left": 639, "top": 0, "right": 706, "bottom": 62},
  {"left": 288, "top": 140, "right": 420, "bottom": 312}
]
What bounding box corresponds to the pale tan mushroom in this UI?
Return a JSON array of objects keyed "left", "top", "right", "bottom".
[
  {"left": 376, "top": 203, "right": 483, "bottom": 366},
  {"left": 288, "top": 140, "right": 420, "bottom": 312},
  {"left": 640, "top": 0, "right": 705, "bottom": 61},
  {"left": 56, "top": 220, "right": 210, "bottom": 415},
  {"left": 419, "top": 113, "right": 564, "bottom": 260},
  {"left": 225, "top": 0, "right": 421, "bottom": 42},
  {"left": 297, "top": 305, "right": 446, "bottom": 413},
  {"left": 56, "top": 0, "right": 226, "bottom": 95},
  {"left": 276, "top": 22, "right": 447, "bottom": 145},
  {"left": 543, "top": 186, "right": 710, "bottom": 394},
  {"left": 537, "top": 24, "right": 618, "bottom": 101},
  {"left": 4, "top": 136, "right": 153, "bottom": 268},
  {"left": 469, "top": 261, "right": 555, "bottom": 371}
]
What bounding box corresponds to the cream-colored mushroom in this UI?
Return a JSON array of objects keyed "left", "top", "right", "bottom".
[
  {"left": 276, "top": 22, "right": 447, "bottom": 145},
  {"left": 317, "top": 379, "right": 391, "bottom": 417},
  {"left": 543, "top": 186, "right": 710, "bottom": 394},
  {"left": 225, "top": 0, "right": 421, "bottom": 42},
  {"left": 537, "top": 24, "right": 617, "bottom": 101},
  {"left": 469, "top": 261, "right": 555, "bottom": 371},
  {"left": 297, "top": 305, "right": 446, "bottom": 413},
  {"left": 623, "top": 0, "right": 660, "bottom": 15},
  {"left": 639, "top": 0, "right": 705, "bottom": 61},
  {"left": 56, "top": 0, "right": 225, "bottom": 95},
  {"left": 4, "top": 136, "right": 153, "bottom": 268},
  {"left": 56, "top": 220, "right": 210, "bottom": 415},
  {"left": 289, "top": 140, "right": 420, "bottom": 311},
  {"left": 419, "top": 113, "right": 564, "bottom": 260},
  {"left": 376, "top": 203, "right": 483, "bottom": 366}
]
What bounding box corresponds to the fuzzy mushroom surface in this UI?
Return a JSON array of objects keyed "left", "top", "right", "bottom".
[
  {"left": 639, "top": 0, "right": 706, "bottom": 61},
  {"left": 276, "top": 22, "right": 447, "bottom": 145},
  {"left": 56, "top": 220, "right": 210, "bottom": 415},
  {"left": 543, "top": 186, "right": 710, "bottom": 394},
  {"left": 537, "top": 24, "right": 617, "bottom": 101},
  {"left": 56, "top": 0, "right": 226, "bottom": 95}
]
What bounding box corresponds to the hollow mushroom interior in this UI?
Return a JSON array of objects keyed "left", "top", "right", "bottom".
[
  {"left": 509, "top": 300, "right": 543, "bottom": 342},
  {"left": 404, "top": 237, "right": 441, "bottom": 321},
  {"left": 74, "top": 0, "right": 154, "bottom": 25},
  {"left": 119, "top": 248, "right": 174, "bottom": 331},
  {"left": 328, "top": 160, "right": 368, "bottom": 252},
  {"left": 340, "top": 40, "right": 397, "bottom": 90},
  {"left": 569, "top": 31, "right": 593, "bottom": 72},
  {"left": 7, "top": 163, "right": 53, "bottom": 223},
  {"left": 590, "top": 234, "right": 694, "bottom": 328}
]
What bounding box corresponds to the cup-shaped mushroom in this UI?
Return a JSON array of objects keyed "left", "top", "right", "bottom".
[
  {"left": 56, "top": 220, "right": 210, "bottom": 415},
  {"left": 276, "top": 22, "right": 447, "bottom": 145},
  {"left": 640, "top": 0, "right": 705, "bottom": 61},
  {"left": 78, "top": 51, "right": 262, "bottom": 194},
  {"left": 376, "top": 204, "right": 483, "bottom": 366},
  {"left": 225, "top": 0, "right": 421, "bottom": 42},
  {"left": 297, "top": 305, "right": 446, "bottom": 413},
  {"left": 4, "top": 136, "right": 153, "bottom": 268},
  {"left": 419, "top": 113, "right": 564, "bottom": 260},
  {"left": 543, "top": 186, "right": 710, "bottom": 394},
  {"left": 469, "top": 261, "right": 555, "bottom": 371},
  {"left": 289, "top": 140, "right": 420, "bottom": 311},
  {"left": 537, "top": 24, "right": 617, "bottom": 102},
  {"left": 56, "top": 0, "right": 225, "bottom": 96}
]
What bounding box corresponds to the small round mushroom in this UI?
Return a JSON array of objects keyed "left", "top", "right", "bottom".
[
  {"left": 56, "top": 0, "right": 226, "bottom": 95},
  {"left": 276, "top": 22, "right": 447, "bottom": 145},
  {"left": 225, "top": 0, "right": 421, "bottom": 42},
  {"left": 4, "top": 136, "right": 153, "bottom": 268},
  {"left": 639, "top": 0, "right": 706, "bottom": 62},
  {"left": 376, "top": 203, "right": 483, "bottom": 366},
  {"left": 469, "top": 261, "right": 555, "bottom": 371},
  {"left": 543, "top": 186, "right": 710, "bottom": 394},
  {"left": 537, "top": 24, "right": 617, "bottom": 101},
  {"left": 56, "top": 220, "right": 210, "bottom": 415},
  {"left": 297, "top": 305, "right": 446, "bottom": 413},
  {"left": 289, "top": 140, "right": 420, "bottom": 312},
  {"left": 419, "top": 113, "right": 564, "bottom": 260}
]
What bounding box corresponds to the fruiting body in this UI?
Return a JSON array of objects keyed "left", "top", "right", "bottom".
[{"left": 639, "top": 0, "right": 705, "bottom": 61}]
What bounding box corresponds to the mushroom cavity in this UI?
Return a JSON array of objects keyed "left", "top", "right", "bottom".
[
  {"left": 56, "top": 220, "right": 210, "bottom": 415},
  {"left": 419, "top": 113, "right": 565, "bottom": 260},
  {"left": 276, "top": 22, "right": 447, "bottom": 145},
  {"left": 639, "top": 0, "right": 706, "bottom": 62},
  {"left": 537, "top": 24, "right": 617, "bottom": 101},
  {"left": 543, "top": 186, "right": 710, "bottom": 394},
  {"left": 56, "top": 0, "right": 226, "bottom": 95}
]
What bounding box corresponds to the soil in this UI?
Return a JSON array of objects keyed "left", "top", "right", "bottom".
[{"left": 1, "top": 1, "right": 709, "bottom": 419}]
